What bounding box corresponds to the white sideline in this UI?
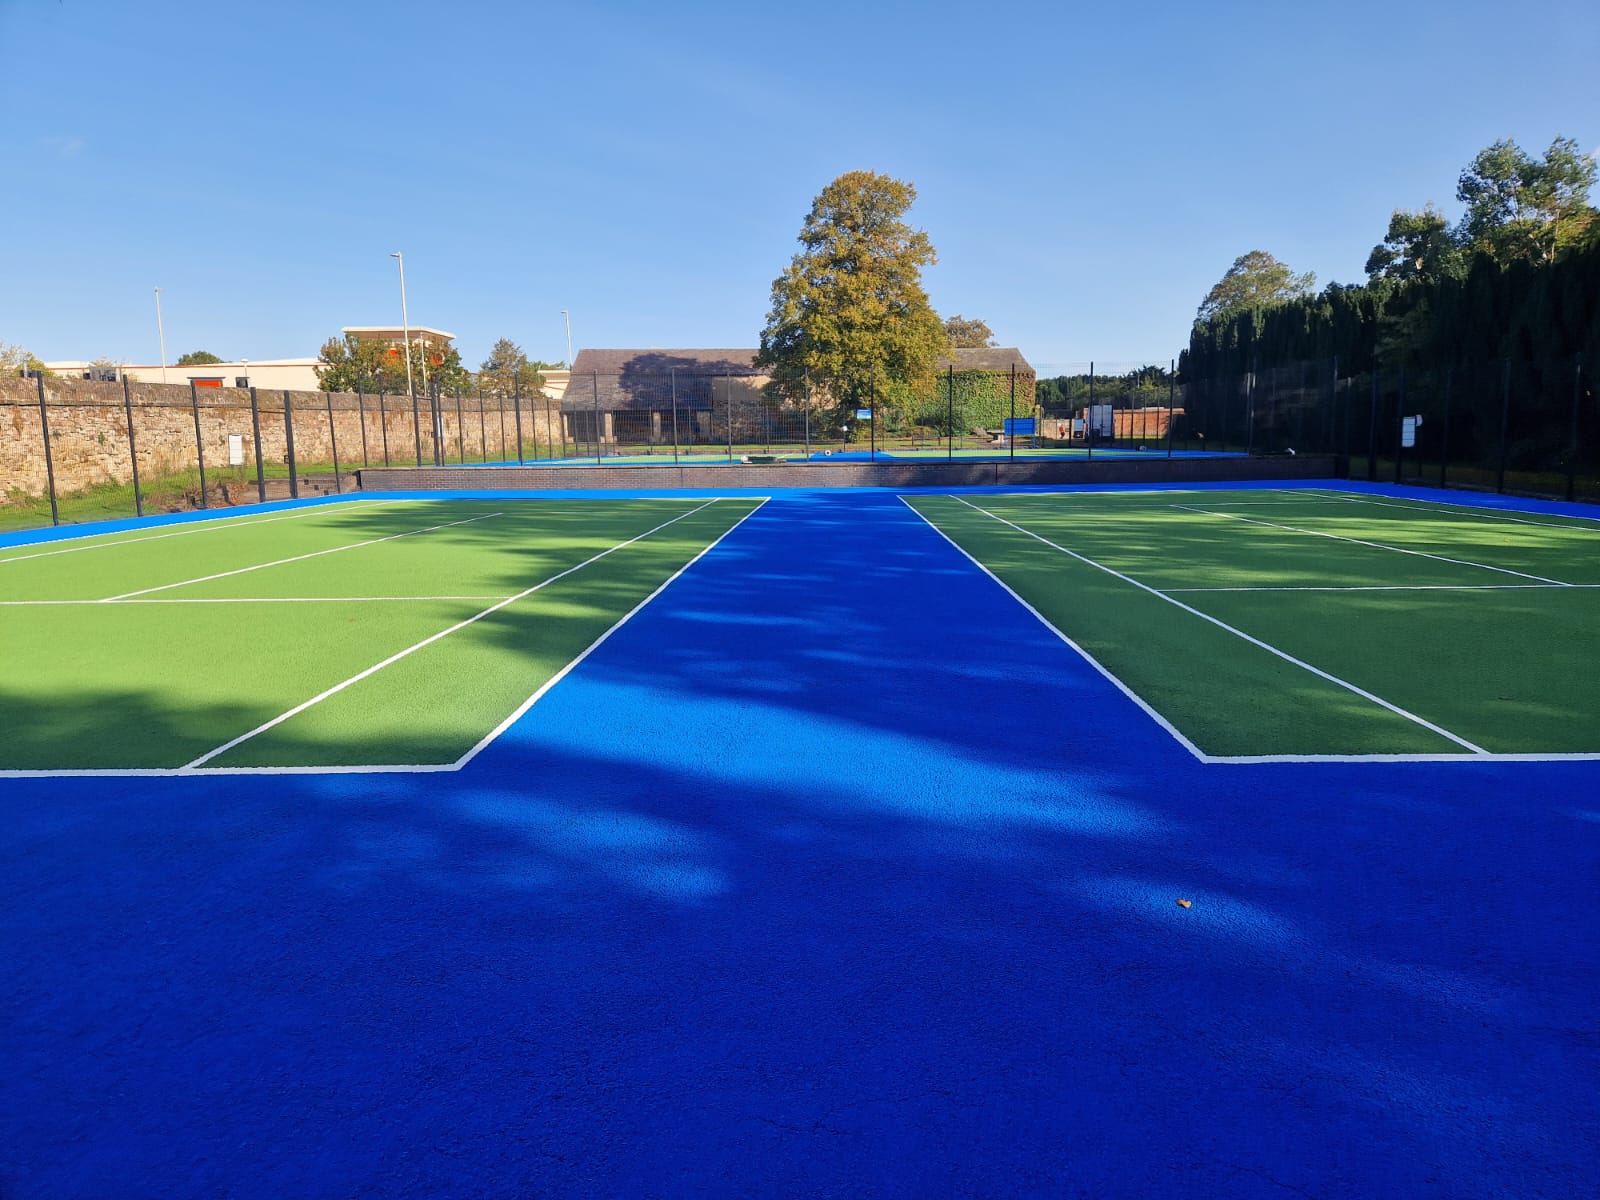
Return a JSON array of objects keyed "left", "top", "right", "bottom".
[
  {"left": 1327, "top": 493, "right": 1600, "bottom": 533},
  {"left": 1166, "top": 583, "right": 1600, "bottom": 594},
  {"left": 182, "top": 499, "right": 726, "bottom": 769},
  {"left": 0, "top": 501, "right": 397, "bottom": 566},
  {"left": 1170, "top": 504, "right": 1572, "bottom": 586},
  {"left": 898, "top": 497, "right": 1209, "bottom": 762},
  {"left": 102, "top": 512, "right": 504, "bottom": 601},
  {"left": 944, "top": 495, "right": 1488, "bottom": 755},
  {"left": 446, "top": 496, "right": 772, "bottom": 771},
  {"left": 0, "top": 595, "right": 511, "bottom": 606}
]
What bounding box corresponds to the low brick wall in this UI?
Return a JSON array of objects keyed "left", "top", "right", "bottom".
[{"left": 356, "top": 454, "right": 1339, "bottom": 492}]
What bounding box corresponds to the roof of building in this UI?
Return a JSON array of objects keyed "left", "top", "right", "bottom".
[
  {"left": 341, "top": 326, "right": 457, "bottom": 342},
  {"left": 940, "top": 347, "right": 1034, "bottom": 373}
]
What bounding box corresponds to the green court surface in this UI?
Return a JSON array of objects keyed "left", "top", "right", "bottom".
[
  {"left": 0, "top": 498, "right": 762, "bottom": 771},
  {"left": 906, "top": 489, "right": 1600, "bottom": 759}
]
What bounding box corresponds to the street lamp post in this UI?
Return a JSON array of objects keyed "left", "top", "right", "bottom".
[
  {"left": 390, "top": 252, "right": 415, "bottom": 399},
  {"left": 154, "top": 287, "right": 168, "bottom": 384},
  {"left": 561, "top": 310, "right": 573, "bottom": 370}
]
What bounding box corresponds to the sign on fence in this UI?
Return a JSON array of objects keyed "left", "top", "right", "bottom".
[
  {"left": 854, "top": 408, "right": 873, "bottom": 420},
  {"left": 1002, "top": 418, "right": 1037, "bottom": 436},
  {"left": 1401, "top": 415, "right": 1421, "bottom": 448}
]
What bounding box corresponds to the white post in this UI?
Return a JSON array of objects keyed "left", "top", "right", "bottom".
[
  {"left": 562, "top": 309, "right": 573, "bottom": 369},
  {"left": 154, "top": 287, "right": 168, "bottom": 384}
]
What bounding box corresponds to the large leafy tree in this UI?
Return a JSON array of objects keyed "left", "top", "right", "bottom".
[
  {"left": 1196, "top": 250, "right": 1316, "bottom": 323},
  {"left": 1456, "top": 136, "right": 1597, "bottom": 263},
  {"left": 756, "top": 171, "right": 947, "bottom": 414},
  {"left": 944, "top": 315, "right": 996, "bottom": 348},
  {"left": 1365, "top": 206, "right": 1464, "bottom": 285},
  {"left": 316, "top": 332, "right": 469, "bottom": 393},
  {"left": 176, "top": 350, "right": 223, "bottom": 366},
  {"left": 477, "top": 338, "right": 548, "bottom": 395}
]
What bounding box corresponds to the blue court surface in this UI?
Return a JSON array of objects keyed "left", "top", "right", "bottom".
[{"left": 2, "top": 481, "right": 1596, "bottom": 1198}]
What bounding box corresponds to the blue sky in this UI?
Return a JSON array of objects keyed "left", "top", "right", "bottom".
[{"left": 2, "top": 0, "right": 1595, "bottom": 373}]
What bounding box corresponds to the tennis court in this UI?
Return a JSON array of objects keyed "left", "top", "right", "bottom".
[{"left": 3, "top": 480, "right": 1596, "bottom": 1198}]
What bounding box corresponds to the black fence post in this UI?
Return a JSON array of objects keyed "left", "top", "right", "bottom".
[
  {"left": 1394, "top": 366, "right": 1406, "bottom": 485},
  {"left": 946, "top": 365, "right": 955, "bottom": 460},
  {"left": 452, "top": 388, "right": 464, "bottom": 463},
  {"left": 326, "top": 390, "right": 342, "bottom": 494},
  {"left": 1009, "top": 363, "right": 1017, "bottom": 462},
  {"left": 249, "top": 386, "right": 266, "bottom": 503},
  {"left": 1567, "top": 354, "right": 1583, "bottom": 503},
  {"left": 1087, "top": 360, "right": 1096, "bottom": 461},
  {"left": 670, "top": 369, "right": 681, "bottom": 463},
  {"left": 804, "top": 377, "right": 811, "bottom": 459},
  {"left": 1367, "top": 366, "right": 1379, "bottom": 482},
  {"left": 283, "top": 390, "right": 300, "bottom": 499},
  {"left": 1245, "top": 358, "right": 1256, "bottom": 455},
  {"left": 431, "top": 380, "right": 444, "bottom": 466},
  {"left": 513, "top": 377, "right": 525, "bottom": 464},
  {"left": 1439, "top": 366, "right": 1452, "bottom": 489},
  {"left": 724, "top": 372, "right": 733, "bottom": 463},
  {"left": 35, "top": 373, "right": 60, "bottom": 526},
  {"left": 378, "top": 389, "right": 391, "bottom": 466},
  {"left": 1166, "top": 359, "right": 1176, "bottom": 459},
  {"left": 122, "top": 375, "right": 144, "bottom": 517},
  {"left": 189, "top": 382, "right": 208, "bottom": 508},
  {"left": 869, "top": 385, "right": 877, "bottom": 461},
  {"left": 410, "top": 381, "right": 423, "bottom": 467},
  {"left": 553, "top": 391, "right": 565, "bottom": 459},
  {"left": 356, "top": 385, "right": 370, "bottom": 467},
  {"left": 1330, "top": 356, "right": 1341, "bottom": 458},
  {"left": 593, "top": 371, "right": 604, "bottom": 465},
  {"left": 1496, "top": 357, "right": 1511, "bottom": 494},
  {"left": 477, "top": 389, "right": 487, "bottom": 462}
]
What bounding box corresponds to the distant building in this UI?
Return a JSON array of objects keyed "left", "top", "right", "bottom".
[{"left": 42, "top": 358, "right": 323, "bottom": 391}]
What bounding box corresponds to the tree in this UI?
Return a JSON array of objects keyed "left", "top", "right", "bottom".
[
  {"left": 176, "top": 350, "right": 223, "bottom": 366},
  {"left": 1196, "top": 250, "right": 1316, "bottom": 323},
  {"left": 316, "top": 332, "right": 470, "bottom": 393},
  {"left": 1456, "top": 136, "right": 1598, "bottom": 263},
  {"left": 944, "top": 315, "right": 996, "bottom": 348},
  {"left": 755, "top": 171, "right": 947, "bottom": 415},
  {"left": 477, "top": 338, "right": 547, "bottom": 396},
  {"left": 1, "top": 341, "right": 50, "bottom": 376},
  {"left": 1365, "top": 206, "right": 1464, "bottom": 285}
]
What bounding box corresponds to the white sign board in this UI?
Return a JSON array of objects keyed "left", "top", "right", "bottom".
[
  {"left": 227, "top": 433, "right": 245, "bottom": 466},
  {"left": 854, "top": 408, "right": 873, "bottom": 420},
  {"left": 1401, "top": 416, "right": 1417, "bottom": 449}
]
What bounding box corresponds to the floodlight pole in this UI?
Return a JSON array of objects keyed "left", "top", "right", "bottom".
[
  {"left": 561, "top": 310, "right": 573, "bottom": 369},
  {"left": 154, "top": 287, "right": 168, "bottom": 383},
  {"left": 390, "top": 252, "right": 415, "bottom": 400}
]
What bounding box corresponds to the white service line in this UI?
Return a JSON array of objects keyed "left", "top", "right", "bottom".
[
  {"left": 0, "top": 500, "right": 402, "bottom": 566},
  {"left": 948, "top": 495, "right": 1488, "bottom": 755},
  {"left": 101, "top": 512, "right": 504, "bottom": 602},
  {"left": 182, "top": 499, "right": 727, "bottom": 769},
  {"left": 1170, "top": 504, "right": 1572, "bottom": 586},
  {"left": 447, "top": 496, "right": 772, "bottom": 771}
]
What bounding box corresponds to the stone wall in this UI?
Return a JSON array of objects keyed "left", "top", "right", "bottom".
[{"left": 0, "top": 376, "right": 562, "bottom": 500}]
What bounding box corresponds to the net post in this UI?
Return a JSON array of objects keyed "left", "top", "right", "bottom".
[{"left": 123, "top": 374, "right": 144, "bottom": 517}]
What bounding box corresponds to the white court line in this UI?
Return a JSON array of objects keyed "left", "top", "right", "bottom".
[
  {"left": 0, "top": 499, "right": 402, "bottom": 565},
  {"left": 1166, "top": 583, "right": 1600, "bottom": 594},
  {"left": 1326, "top": 493, "right": 1600, "bottom": 533},
  {"left": 0, "top": 595, "right": 510, "bottom": 606},
  {"left": 945, "top": 495, "right": 1488, "bottom": 755},
  {"left": 1170, "top": 505, "right": 1572, "bottom": 586},
  {"left": 898, "top": 497, "right": 1208, "bottom": 762},
  {"left": 447, "top": 496, "right": 772, "bottom": 771},
  {"left": 102, "top": 512, "right": 504, "bottom": 602},
  {"left": 182, "top": 499, "right": 727, "bottom": 769}
]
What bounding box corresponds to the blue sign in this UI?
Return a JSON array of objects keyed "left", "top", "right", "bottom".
[
  {"left": 1002, "top": 417, "right": 1037, "bottom": 436},
  {"left": 855, "top": 408, "right": 873, "bottom": 420}
]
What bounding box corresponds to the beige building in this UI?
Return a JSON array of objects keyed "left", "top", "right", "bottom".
[{"left": 43, "top": 357, "right": 324, "bottom": 391}]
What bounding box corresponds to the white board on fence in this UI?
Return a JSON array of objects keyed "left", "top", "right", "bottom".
[
  {"left": 1401, "top": 417, "right": 1417, "bottom": 448},
  {"left": 228, "top": 434, "right": 245, "bottom": 465}
]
